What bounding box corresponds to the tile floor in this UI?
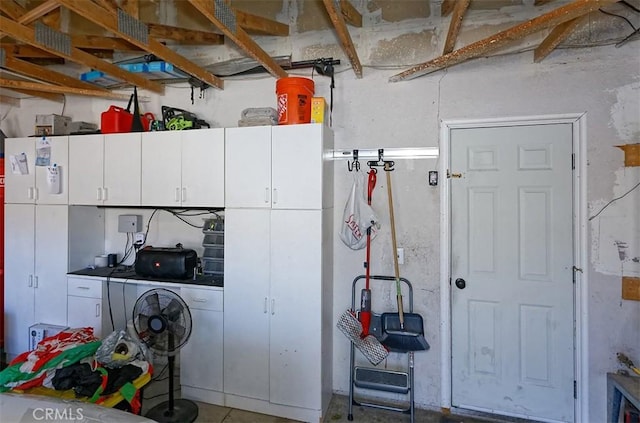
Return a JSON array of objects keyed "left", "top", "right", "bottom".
[{"left": 140, "top": 374, "right": 509, "bottom": 423}]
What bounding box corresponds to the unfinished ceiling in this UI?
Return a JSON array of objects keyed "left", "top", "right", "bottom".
[{"left": 0, "top": 0, "right": 637, "bottom": 106}]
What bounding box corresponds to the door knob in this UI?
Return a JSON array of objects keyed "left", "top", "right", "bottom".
[{"left": 455, "top": 278, "right": 466, "bottom": 289}]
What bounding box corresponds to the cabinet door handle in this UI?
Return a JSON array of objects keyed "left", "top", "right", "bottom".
[
  {"left": 34, "top": 187, "right": 38, "bottom": 201},
  {"left": 103, "top": 187, "right": 108, "bottom": 201},
  {"left": 175, "top": 188, "right": 180, "bottom": 202},
  {"left": 76, "top": 286, "right": 90, "bottom": 290},
  {"left": 265, "top": 187, "right": 270, "bottom": 203},
  {"left": 27, "top": 187, "right": 34, "bottom": 200},
  {"left": 192, "top": 298, "right": 207, "bottom": 303},
  {"left": 96, "top": 304, "right": 101, "bottom": 317},
  {"left": 181, "top": 188, "right": 187, "bottom": 203},
  {"left": 33, "top": 276, "right": 38, "bottom": 288},
  {"left": 264, "top": 297, "right": 268, "bottom": 314},
  {"left": 272, "top": 188, "right": 278, "bottom": 204},
  {"left": 97, "top": 187, "right": 103, "bottom": 201},
  {"left": 271, "top": 299, "right": 275, "bottom": 315},
  {"left": 28, "top": 275, "right": 33, "bottom": 288}
]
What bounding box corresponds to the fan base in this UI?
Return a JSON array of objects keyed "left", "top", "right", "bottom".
[{"left": 145, "top": 399, "right": 198, "bottom": 423}]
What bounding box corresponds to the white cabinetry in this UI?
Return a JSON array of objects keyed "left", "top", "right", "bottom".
[
  {"left": 4, "top": 204, "right": 68, "bottom": 356},
  {"left": 141, "top": 129, "right": 224, "bottom": 207},
  {"left": 225, "top": 125, "right": 328, "bottom": 210},
  {"left": 67, "top": 277, "right": 104, "bottom": 338},
  {"left": 180, "top": 287, "right": 224, "bottom": 405},
  {"left": 68, "top": 133, "right": 141, "bottom": 206},
  {"left": 4, "top": 136, "right": 68, "bottom": 204},
  {"left": 223, "top": 124, "right": 333, "bottom": 422}
]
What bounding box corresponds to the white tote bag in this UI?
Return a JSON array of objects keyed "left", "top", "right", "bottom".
[{"left": 340, "top": 172, "right": 379, "bottom": 250}]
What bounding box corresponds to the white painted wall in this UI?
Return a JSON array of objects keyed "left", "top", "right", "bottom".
[{"left": 1, "top": 19, "right": 638, "bottom": 423}]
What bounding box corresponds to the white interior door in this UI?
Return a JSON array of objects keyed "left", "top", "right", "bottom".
[{"left": 450, "top": 124, "right": 574, "bottom": 422}]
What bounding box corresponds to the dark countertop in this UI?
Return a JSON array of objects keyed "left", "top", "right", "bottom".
[{"left": 68, "top": 266, "right": 223, "bottom": 288}]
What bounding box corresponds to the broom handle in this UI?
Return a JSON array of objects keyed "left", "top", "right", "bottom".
[{"left": 386, "top": 170, "right": 405, "bottom": 329}]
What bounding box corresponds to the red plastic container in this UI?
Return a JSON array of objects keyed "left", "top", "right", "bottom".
[{"left": 101, "top": 105, "right": 133, "bottom": 134}]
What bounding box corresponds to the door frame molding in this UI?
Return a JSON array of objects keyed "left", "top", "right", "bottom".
[{"left": 439, "top": 113, "right": 588, "bottom": 422}]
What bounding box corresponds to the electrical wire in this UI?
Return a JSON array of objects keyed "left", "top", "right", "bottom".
[
  {"left": 599, "top": 8, "right": 637, "bottom": 31},
  {"left": 589, "top": 181, "right": 640, "bottom": 221},
  {"left": 143, "top": 388, "right": 180, "bottom": 401}
]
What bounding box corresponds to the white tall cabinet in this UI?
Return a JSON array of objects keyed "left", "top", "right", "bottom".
[
  {"left": 4, "top": 204, "right": 69, "bottom": 356},
  {"left": 224, "top": 124, "right": 334, "bottom": 422}
]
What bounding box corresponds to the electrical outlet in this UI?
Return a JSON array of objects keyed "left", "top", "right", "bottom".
[
  {"left": 397, "top": 248, "right": 404, "bottom": 265},
  {"left": 134, "top": 232, "right": 145, "bottom": 244}
]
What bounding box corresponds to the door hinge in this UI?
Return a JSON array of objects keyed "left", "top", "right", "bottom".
[
  {"left": 574, "top": 380, "right": 577, "bottom": 399},
  {"left": 571, "top": 153, "right": 575, "bottom": 170}
]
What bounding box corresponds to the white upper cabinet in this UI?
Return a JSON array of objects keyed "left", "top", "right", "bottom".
[
  {"left": 225, "top": 124, "right": 331, "bottom": 210},
  {"left": 225, "top": 126, "right": 272, "bottom": 209},
  {"left": 141, "top": 129, "right": 225, "bottom": 207},
  {"left": 181, "top": 129, "right": 224, "bottom": 208},
  {"left": 69, "top": 133, "right": 141, "bottom": 206},
  {"left": 5, "top": 136, "right": 68, "bottom": 204}
]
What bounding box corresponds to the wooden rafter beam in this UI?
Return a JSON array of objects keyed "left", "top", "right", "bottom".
[
  {"left": 1, "top": 43, "right": 114, "bottom": 59},
  {"left": 93, "top": 0, "right": 118, "bottom": 12},
  {"left": 390, "top": 0, "right": 618, "bottom": 82},
  {"left": 2, "top": 53, "right": 109, "bottom": 92},
  {"left": 8, "top": 87, "right": 64, "bottom": 102},
  {"left": 340, "top": 0, "right": 363, "bottom": 27},
  {"left": 235, "top": 10, "right": 289, "bottom": 36},
  {"left": 147, "top": 23, "right": 224, "bottom": 45},
  {"left": 187, "top": 0, "right": 287, "bottom": 79},
  {"left": 17, "top": 0, "right": 59, "bottom": 25},
  {"left": 0, "top": 16, "right": 164, "bottom": 93},
  {"left": 70, "top": 34, "right": 139, "bottom": 51},
  {"left": 58, "top": 0, "right": 224, "bottom": 89},
  {"left": 534, "top": 17, "right": 583, "bottom": 62},
  {"left": 322, "top": 0, "right": 363, "bottom": 78},
  {"left": 0, "top": 1, "right": 23, "bottom": 20},
  {"left": 441, "top": 0, "right": 456, "bottom": 17},
  {"left": 0, "top": 78, "right": 131, "bottom": 99},
  {"left": 121, "top": 0, "right": 139, "bottom": 18},
  {"left": 0, "top": 95, "right": 20, "bottom": 106},
  {"left": 443, "top": 0, "right": 471, "bottom": 54}
]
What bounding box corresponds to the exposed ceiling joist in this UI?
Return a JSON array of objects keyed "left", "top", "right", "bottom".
[
  {"left": 322, "top": 0, "right": 363, "bottom": 78},
  {"left": 441, "top": 0, "right": 456, "bottom": 17},
  {"left": 1, "top": 43, "right": 114, "bottom": 59},
  {"left": 534, "top": 17, "right": 583, "bottom": 62},
  {"left": 2, "top": 53, "right": 109, "bottom": 92},
  {"left": 390, "top": 0, "right": 618, "bottom": 82},
  {"left": 236, "top": 10, "right": 290, "bottom": 36},
  {"left": 70, "top": 34, "right": 139, "bottom": 51},
  {"left": 17, "top": 0, "right": 59, "bottom": 25},
  {"left": 8, "top": 87, "right": 64, "bottom": 102},
  {"left": 0, "top": 1, "right": 23, "bottom": 20},
  {"left": 0, "top": 77, "right": 131, "bottom": 99},
  {"left": 0, "top": 16, "right": 164, "bottom": 93},
  {"left": 443, "top": 0, "right": 471, "bottom": 55},
  {"left": 0, "top": 94, "right": 20, "bottom": 106},
  {"left": 147, "top": 23, "right": 224, "bottom": 45},
  {"left": 59, "top": 0, "right": 224, "bottom": 89},
  {"left": 340, "top": 0, "right": 363, "bottom": 27},
  {"left": 187, "top": 0, "right": 288, "bottom": 79},
  {"left": 121, "top": 0, "right": 139, "bottom": 18},
  {"left": 93, "top": 0, "right": 118, "bottom": 13}
]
